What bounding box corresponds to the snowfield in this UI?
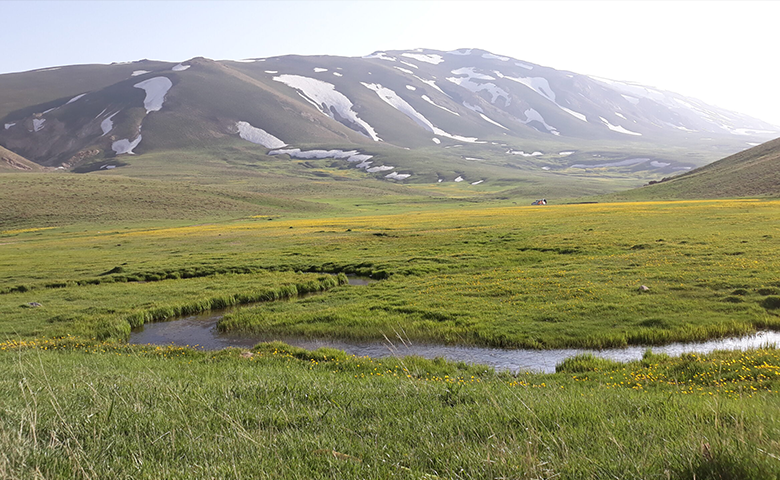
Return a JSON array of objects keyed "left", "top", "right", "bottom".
[
  {"left": 522, "top": 108, "right": 560, "bottom": 135},
  {"left": 421, "top": 95, "right": 459, "bottom": 116},
  {"left": 101, "top": 112, "right": 119, "bottom": 136},
  {"left": 133, "top": 77, "right": 173, "bottom": 114},
  {"left": 446, "top": 68, "right": 509, "bottom": 105},
  {"left": 385, "top": 172, "right": 411, "bottom": 180},
  {"left": 454, "top": 176, "right": 464, "bottom": 182},
  {"left": 333, "top": 72, "right": 343, "bottom": 77},
  {"left": 364, "top": 52, "right": 396, "bottom": 61},
  {"left": 560, "top": 107, "right": 588, "bottom": 122},
  {"left": 66, "top": 93, "right": 87, "bottom": 105},
  {"left": 482, "top": 53, "right": 509, "bottom": 61},
  {"left": 394, "top": 67, "right": 414, "bottom": 75},
  {"left": 131, "top": 70, "right": 150, "bottom": 77},
  {"left": 599, "top": 117, "right": 642, "bottom": 136},
  {"left": 33, "top": 119, "right": 45, "bottom": 132},
  {"left": 112, "top": 135, "right": 142, "bottom": 155},
  {"left": 4, "top": 123, "right": 15, "bottom": 130},
  {"left": 314, "top": 68, "right": 328, "bottom": 73},
  {"left": 480, "top": 113, "right": 509, "bottom": 130},
  {"left": 172, "top": 64, "right": 190, "bottom": 72},
  {"left": 362, "top": 82, "right": 478, "bottom": 143},
  {"left": 401, "top": 53, "right": 445, "bottom": 64},
  {"left": 236, "top": 121, "right": 286, "bottom": 148},
  {"left": 273, "top": 75, "right": 381, "bottom": 141},
  {"left": 406, "top": 85, "right": 416, "bottom": 91},
  {"left": 515, "top": 61, "right": 534, "bottom": 70}
]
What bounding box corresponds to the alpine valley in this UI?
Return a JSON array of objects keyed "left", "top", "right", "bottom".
[{"left": 1, "top": 48, "right": 777, "bottom": 198}]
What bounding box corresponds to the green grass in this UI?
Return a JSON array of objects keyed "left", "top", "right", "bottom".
[
  {"left": 1, "top": 199, "right": 779, "bottom": 348},
  {"left": 1, "top": 340, "right": 778, "bottom": 479}
]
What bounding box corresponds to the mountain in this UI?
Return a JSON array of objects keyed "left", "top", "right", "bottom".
[
  {"left": 0, "top": 48, "right": 777, "bottom": 189},
  {"left": 608, "top": 137, "right": 780, "bottom": 200}
]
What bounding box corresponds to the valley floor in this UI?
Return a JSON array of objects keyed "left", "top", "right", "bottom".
[{"left": 1, "top": 195, "right": 779, "bottom": 478}]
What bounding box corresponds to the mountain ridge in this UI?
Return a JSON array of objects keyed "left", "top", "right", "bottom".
[{"left": 1, "top": 48, "right": 776, "bottom": 189}]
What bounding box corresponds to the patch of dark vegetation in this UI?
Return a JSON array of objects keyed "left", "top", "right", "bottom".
[
  {"left": 722, "top": 296, "right": 744, "bottom": 303},
  {"left": 639, "top": 318, "right": 668, "bottom": 328},
  {"left": 72, "top": 161, "right": 128, "bottom": 173},
  {"left": 757, "top": 287, "right": 780, "bottom": 296},
  {"left": 518, "top": 246, "right": 580, "bottom": 255},
  {"left": 99, "top": 266, "right": 125, "bottom": 276},
  {"left": 630, "top": 244, "right": 650, "bottom": 250},
  {"left": 760, "top": 296, "right": 780, "bottom": 310},
  {"left": 0, "top": 262, "right": 390, "bottom": 295},
  {"left": 730, "top": 288, "right": 749, "bottom": 296},
  {"left": 556, "top": 353, "right": 622, "bottom": 373}
]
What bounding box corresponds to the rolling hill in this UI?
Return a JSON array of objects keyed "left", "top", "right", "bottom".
[{"left": 607, "top": 137, "right": 780, "bottom": 200}]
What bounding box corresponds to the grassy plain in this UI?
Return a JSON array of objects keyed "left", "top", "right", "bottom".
[
  {"left": 0, "top": 339, "right": 778, "bottom": 479},
  {"left": 2, "top": 198, "right": 778, "bottom": 348}
]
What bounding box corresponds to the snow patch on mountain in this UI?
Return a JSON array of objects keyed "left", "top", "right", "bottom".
[
  {"left": 447, "top": 49, "right": 473, "bottom": 56},
  {"left": 33, "top": 119, "right": 45, "bottom": 132},
  {"left": 236, "top": 121, "right": 286, "bottom": 148},
  {"left": 650, "top": 161, "right": 671, "bottom": 168},
  {"left": 447, "top": 68, "right": 509, "bottom": 105},
  {"left": 454, "top": 176, "right": 464, "bottom": 182},
  {"left": 599, "top": 117, "right": 642, "bottom": 136},
  {"left": 471, "top": 180, "right": 484, "bottom": 185},
  {"left": 401, "top": 53, "right": 445, "bottom": 64},
  {"left": 560, "top": 107, "right": 587, "bottom": 122},
  {"left": 462, "top": 102, "right": 483, "bottom": 113},
  {"left": 504, "top": 75, "right": 555, "bottom": 102},
  {"left": 362, "top": 82, "right": 477, "bottom": 143},
  {"left": 621, "top": 94, "right": 639, "bottom": 105},
  {"left": 406, "top": 85, "right": 416, "bottom": 91},
  {"left": 559, "top": 151, "right": 575, "bottom": 156},
  {"left": 172, "top": 64, "right": 190, "bottom": 72},
  {"left": 314, "top": 67, "right": 328, "bottom": 73},
  {"left": 4, "top": 123, "right": 15, "bottom": 130},
  {"left": 515, "top": 62, "right": 534, "bottom": 70},
  {"left": 571, "top": 158, "right": 649, "bottom": 168},
  {"left": 333, "top": 72, "right": 342, "bottom": 77},
  {"left": 265, "top": 70, "right": 278, "bottom": 74},
  {"left": 508, "top": 150, "right": 543, "bottom": 157},
  {"left": 132, "top": 70, "right": 150, "bottom": 77},
  {"left": 367, "top": 165, "right": 394, "bottom": 173},
  {"left": 364, "top": 52, "right": 396, "bottom": 61},
  {"left": 394, "top": 66, "right": 414, "bottom": 75},
  {"left": 421, "top": 95, "right": 459, "bottom": 116},
  {"left": 480, "top": 113, "right": 509, "bottom": 130},
  {"left": 101, "top": 112, "right": 119, "bottom": 136},
  {"left": 133, "top": 77, "right": 173, "bottom": 114},
  {"left": 268, "top": 149, "right": 375, "bottom": 165},
  {"left": 432, "top": 137, "right": 440, "bottom": 144},
  {"left": 451, "top": 67, "right": 495, "bottom": 80},
  {"left": 66, "top": 93, "right": 87, "bottom": 105},
  {"left": 273, "top": 74, "right": 381, "bottom": 141},
  {"left": 112, "top": 135, "right": 142, "bottom": 155},
  {"left": 386, "top": 172, "right": 411, "bottom": 180},
  {"left": 522, "top": 109, "right": 559, "bottom": 135},
  {"left": 482, "top": 53, "right": 509, "bottom": 61}
]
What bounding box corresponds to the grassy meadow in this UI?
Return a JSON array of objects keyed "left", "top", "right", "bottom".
[{"left": 2, "top": 181, "right": 780, "bottom": 477}]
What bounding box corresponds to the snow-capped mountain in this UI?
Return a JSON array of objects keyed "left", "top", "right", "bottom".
[{"left": 0, "top": 48, "right": 776, "bottom": 182}]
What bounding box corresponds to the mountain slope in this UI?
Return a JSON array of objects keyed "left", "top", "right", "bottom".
[
  {"left": 0, "top": 145, "right": 40, "bottom": 172},
  {"left": 0, "top": 48, "right": 776, "bottom": 190},
  {"left": 608, "top": 137, "right": 780, "bottom": 199}
]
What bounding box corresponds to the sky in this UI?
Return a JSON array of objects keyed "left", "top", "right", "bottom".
[{"left": 1, "top": 0, "right": 779, "bottom": 125}]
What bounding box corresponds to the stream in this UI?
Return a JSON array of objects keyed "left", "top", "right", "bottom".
[{"left": 129, "top": 276, "right": 780, "bottom": 373}]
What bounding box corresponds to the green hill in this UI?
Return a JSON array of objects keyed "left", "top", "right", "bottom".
[{"left": 607, "top": 137, "right": 780, "bottom": 200}]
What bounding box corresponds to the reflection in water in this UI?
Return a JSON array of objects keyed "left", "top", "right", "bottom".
[{"left": 130, "top": 308, "right": 780, "bottom": 373}]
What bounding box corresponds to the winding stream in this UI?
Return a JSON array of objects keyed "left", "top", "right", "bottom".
[{"left": 129, "top": 277, "right": 780, "bottom": 373}]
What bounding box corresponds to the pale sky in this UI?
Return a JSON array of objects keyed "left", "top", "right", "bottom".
[{"left": 2, "top": 0, "right": 779, "bottom": 125}]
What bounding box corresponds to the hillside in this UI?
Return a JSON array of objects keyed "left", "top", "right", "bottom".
[
  {"left": 608, "top": 136, "right": 780, "bottom": 200},
  {"left": 0, "top": 48, "right": 776, "bottom": 194},
  {"left": 0, "top": 145, "right": 40, "bottom": 172}
]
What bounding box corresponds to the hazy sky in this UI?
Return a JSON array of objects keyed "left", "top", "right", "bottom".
[{"left": 2, "top": 0, "right": 779, "bottom": 125}]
